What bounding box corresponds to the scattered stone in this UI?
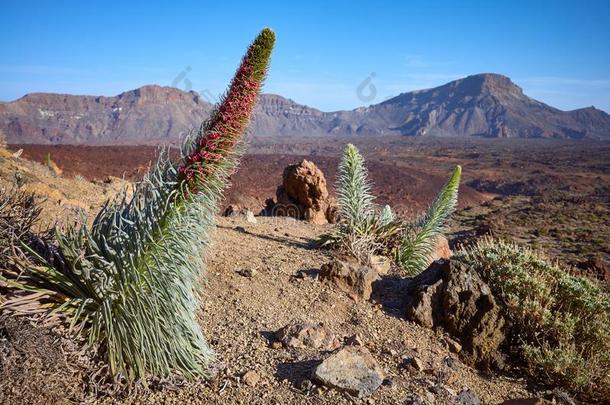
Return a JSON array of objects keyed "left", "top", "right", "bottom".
[
  {"left": 224, "top": 206, "right": 258, "bottom": 223},
  {"left": 403, "top": 356, "right": 425, "bottom": 371},
  {"left": 270, "top": 341, "right": 283, "bottom": 349},
  {"left": 405, "top": 259, "right": 506, "bottom": 368},
  {"left": 270, "top": 159, "right": 334, "bottom": 224},
  {"left": 453, "top": 389, "right": 481, "bottom": 405},
  {"left": 312, "top": 346, "right": 384, "bottom": 398},
  {"left": 298, "top": 379, "right": 315, "bottom": 392},
  {"left": 404, "top": 394, "right": 425, "bottom": 405},
  {"left": 382, "top": 348, "right": 397, "bottom": 357},
  {"left": 237, "top": 268, "right": 257, "bottom": 278},
  {"left": 444, "top": 336, "right": 462, "bottom": 353},
  {"left": 551, "top": 388, "right": 576, "bottom": 405},
  {"left": 242, "top": 370, "right": 260, "bottom": 387},
  {"left": 319, "top": 256, "right": 379, "bottom": 301},
  {"left": 275, "top": 321, "right": 341, "bottom": 351},
  {"left": 369, "top": 255, "right": 391, "bottom": 275},
  {"left": 345, "top": 333, "right": 365, "bottom": 346},
  {"left": 245, "top": 210, "right": 257, "bottom": 224},
  {"left": 223, "top": 204, "right": 241, "bottom": 216}
]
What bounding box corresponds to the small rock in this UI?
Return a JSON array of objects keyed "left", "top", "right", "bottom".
[
  {"left": 345, "top": 333, "right": 365, "bottom": 346},
  {"left": 237, "top": 268, "right": 257, "bottom": 278},
  {"left": 319, "top": 256, "right": 379, "bottom": 301},
  {"left": 312, "top": 346, "right": 384, "bottom": 398},
  {"left": 242, "top": 370, "right": 260, "bottom": 387},
  {"left": 444, "top": 336, "right": 462, "bottom": 353},
  {"left": 404, "top": 356, "right": 425, "bottom": 371},
  {"left": 552, "top": 388, "right": 576, "bottom": 405},
  {"left": 225, "top": 206, "right": 258, "bottom": 223},
  {"left": 276, "top": 321, "right": 341, "bottom": 351},
  {"left": 404, "top": 394, "right": 425, "bottom": 405},
  {"left": 298, "top": 379, "right": 315, "bottom": 391},
  {"left": 270, "top": 341, "right": 283, "bottom": 349},
  {"left": 245, "top": 210, "right": 257, "bottom": 224},
  {"left": 382, "top": 348, "right": 397, "bottom": 357},
  {"left": 454, "top": 389, "right": 480, "bottom": 405},
  {"left": 223, "top": 204, "right": 241, "bottom": 217}
]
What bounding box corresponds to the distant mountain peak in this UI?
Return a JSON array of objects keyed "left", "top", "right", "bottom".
[
  {"left": 1, "top": 74, "right": 609, "bottom": 144},
  {"left": 448, "top": 73, "right": 524, "bottom": 96}
]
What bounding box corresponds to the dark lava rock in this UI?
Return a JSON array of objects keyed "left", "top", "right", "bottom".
[{"left": 405, "top": 259, "right": 506, "bottom": 368}]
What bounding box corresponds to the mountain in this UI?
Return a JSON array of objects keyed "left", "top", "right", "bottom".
[
  {"left": 1, "top": 73, "right": 609, "bottom": 144},
  {"left": 0, "top": 86, "right": 213, "bottom": 144}
]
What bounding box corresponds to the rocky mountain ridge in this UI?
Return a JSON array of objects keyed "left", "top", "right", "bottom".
[{"left": 1, "top": 73, "right": 609, "bottom": 144}]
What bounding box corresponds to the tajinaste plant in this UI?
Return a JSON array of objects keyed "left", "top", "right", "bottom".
[
  {"left": 0, "top": 28, "right": 275, "bottom": 382},
  {"left": 396, "top": 165, "right": 461, "bottom": 274},
  {"left": 324, "top": 143, "right": 461, "bottom": 275}
]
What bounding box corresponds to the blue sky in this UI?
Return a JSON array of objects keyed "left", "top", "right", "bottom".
[{"left": 1, "top": 0, "right": 609, "bottom": 112}]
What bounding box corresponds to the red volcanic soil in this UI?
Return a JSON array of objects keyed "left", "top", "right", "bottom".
[{"left": 10, "top": 144, "right": 488, "bottom": 216}]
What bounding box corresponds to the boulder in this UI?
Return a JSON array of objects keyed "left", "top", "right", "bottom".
[
  {"left": 312, "top": 346, "right": 384, "bottom": 397},
  {"left": 275, "top": 321, "right": 341, "bottom": 351},
  {"left": 319, "top": 256, "right": 379, "bottom": 301},
  {"left": 272, "top": 160, "right": 334, "bottom": 224},
  {"left": 405, "top": 259, "right": 506, "bottom": 369}
]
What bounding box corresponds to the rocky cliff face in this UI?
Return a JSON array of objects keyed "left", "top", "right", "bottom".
[
  {"left": 0, "top": 85, "right": 213, "bottom": 144},
  {"left": 1, "top": 74, "right": 609, "bottom": 144}
]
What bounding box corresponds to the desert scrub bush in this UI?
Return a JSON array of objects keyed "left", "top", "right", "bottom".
[
  {"left": 455, "top": 237, "right": 610, "bottom": 401},
  {"left": 0, "top": 187, "right": 49, "bottom": 274},
  {"left": 323, "top": 143, "right": 461, "bottom": 274},
  {"left": 0, "top": 28, "right": 275, "bottom": 382}
]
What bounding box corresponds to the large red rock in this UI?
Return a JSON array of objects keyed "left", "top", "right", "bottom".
[{"left": 272, "top": 159, "right": 334, "bottom": 224}]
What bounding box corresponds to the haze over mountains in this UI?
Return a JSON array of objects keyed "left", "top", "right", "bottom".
[{"left": 1, "top": 73, "right": 609, "bottom": 144}]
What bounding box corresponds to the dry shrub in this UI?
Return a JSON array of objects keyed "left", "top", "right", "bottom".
[{"left": 456, "top": 237, "right": 610, "bottom": 401}]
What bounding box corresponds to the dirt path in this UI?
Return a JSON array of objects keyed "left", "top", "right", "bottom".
[{"left": 140, "top": 216, "right": 537, "bottom": 404}]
